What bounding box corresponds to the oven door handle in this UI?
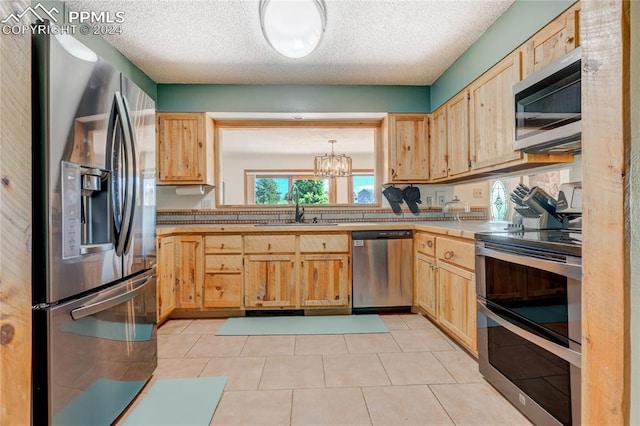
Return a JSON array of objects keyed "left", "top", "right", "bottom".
[
  {"left": 477, "top": 300, "right": 582, "bottom": 367},
  {"left": 476, "top": 245, "right": 581, "bottom": 280}
]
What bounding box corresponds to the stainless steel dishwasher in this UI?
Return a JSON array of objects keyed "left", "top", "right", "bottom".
[{"left": 352, "top": 230, "right": 413, "bottom": 313}]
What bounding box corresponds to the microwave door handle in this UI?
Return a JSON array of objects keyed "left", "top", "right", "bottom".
[{"left": 70, "top": 275, "right": 152, "bottom": 320}]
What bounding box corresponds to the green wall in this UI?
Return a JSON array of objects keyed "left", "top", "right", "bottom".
[
  {"left": 430, "top": 0, "right": 577, "bottom": 110},
  {"left": 157, "top": 85, "right": 430, "bottom": 113},
  {"left": 39, "top": 0, "right": 157, "bottom": 100}
]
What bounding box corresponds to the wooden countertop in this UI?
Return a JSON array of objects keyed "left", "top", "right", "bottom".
[{"left": 157, "top": 221, "right": 507, "bottom": 240}]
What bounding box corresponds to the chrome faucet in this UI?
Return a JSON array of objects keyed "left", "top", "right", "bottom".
[{"left": 288, "top": 184, "right": 305, "bottom": 223}]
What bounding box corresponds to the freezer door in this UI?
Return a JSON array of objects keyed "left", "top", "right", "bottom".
[
  {"left": 32, "top": 270, "right": 157, "bottom": 426},
  {"left": 121, "top": 77, "right": 157, "bottom": 276}
]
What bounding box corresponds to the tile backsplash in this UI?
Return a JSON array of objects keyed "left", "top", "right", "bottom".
[{"left": 157, "top": 206, "right": 488, "bottom": 225}]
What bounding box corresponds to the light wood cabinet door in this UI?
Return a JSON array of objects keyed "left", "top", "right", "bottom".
[
  {"left": 469, "top": 52, "right": 522, "bottom": 170},
  {"left": 157, "top": 236, "right": 176, "bottom": 322},
  {"left": 300, "top": 254, "right": 350, "bottom": 307},
  {"left": 521, "top": 3, "right": 580, "bottom": 79},
  {"left": 245, "top": 255, "right": 296, "bottom": 308},
  {"left": 415, "top": 252, "right": 437, "bottom": 319},
  {"left": 429, "top": 106, "right": 448, "bottom": 180},
  {"left": 157, "top": 113, "right": 214, "bottom": 185},
  {"left": 437, "top": 262, "right": 476, "bottom": 353},
  {"left": 446, "top": 90, "right": 470, "bottom": 176},
  {"left": 175, "top": 235, "right": 204, "bottom": 309},
  {"left": 388, "top": 114, "right": 429, "bottom": 182},
  {"left": 203, "top": 273, "right": 243, "bottom": 308}
]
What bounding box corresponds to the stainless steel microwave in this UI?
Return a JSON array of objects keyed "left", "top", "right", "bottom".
[{"left": 513, "top": 46, "right": 582, "bottom": 154}]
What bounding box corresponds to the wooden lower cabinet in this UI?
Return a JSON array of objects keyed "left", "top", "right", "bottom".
[
  {"left": 415, "top": 252, "right": 437, "bottom": 318},
  {"left": 300, "top": 254, "right": 350, "bottom": 307},
  {"left": 203, "top": 273, "right": 243, "bottom": 308},
  {"left": 157, "top": 236, "right": 176, "bottom": 322},
  {"left": 175, "top": 235, "right": 204, "bottom": 309},
  {"left": 437, "top": 261, "right": 476, "bottom": 353},
  {"left": 244, "top": 255, "right": 296, "bottom": 308}
]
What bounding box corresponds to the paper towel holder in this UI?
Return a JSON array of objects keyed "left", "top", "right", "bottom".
[{"left": 175, "top": 185, "right": 205, "bottom": 196}]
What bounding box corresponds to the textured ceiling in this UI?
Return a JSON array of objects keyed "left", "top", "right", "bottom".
[{"left": 65, "top": 0, "right": 515, "bottom": 85}]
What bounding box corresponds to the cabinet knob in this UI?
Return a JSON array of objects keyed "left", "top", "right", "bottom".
[
  {"left": 444, "top": 250, "right": 455, "bottom": 260},
  {"left": 220, "top": 264, "right": 225, "bottom": 270},
  {"left": 323, "top": 242, "right": 326, "bottom": 249},
  {"left": 268, "top": 243, "right": 271, "bottom": 250},
  {"left": 221, "top": 243, "right": 225, "bottom": 249},
  {"left": 427, "top": 240, "right": 433, "bottom": 248},
  {"left": 565, "top": 36, "right": 575, "bottom": 44}
]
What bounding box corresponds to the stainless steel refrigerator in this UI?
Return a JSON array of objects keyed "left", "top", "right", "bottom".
[{"left": 32, "top": 30, "right": 157, "bottom": 425}]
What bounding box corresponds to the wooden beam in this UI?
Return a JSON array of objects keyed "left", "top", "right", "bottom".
[
  {"left": 581, "top": 0, "right": 630, "bottom": 423},
  {"left": 0, "top": 0, "right": 32, "bottom": 424}
]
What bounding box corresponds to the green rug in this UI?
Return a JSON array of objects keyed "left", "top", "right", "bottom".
[
  {"left": 122, "top": 377, "right": 226, "bottom": 426},
  {"left": 216, "top": 314, "right": 388, "bottom": 335}
]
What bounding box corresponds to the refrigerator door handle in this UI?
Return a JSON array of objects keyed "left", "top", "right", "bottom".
[
  {"left": 108, "top": 92, "right": 136, "bottom": 257},
  {"left": 120, "top": 95, "right": 138, "bottom": 255},
  {"left": 70, "top": 274, "right": 152, "bottom": 320}
]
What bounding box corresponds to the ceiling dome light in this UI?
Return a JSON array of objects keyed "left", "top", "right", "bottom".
[{"left": 259, "top": 0, "right": 326, "bottom": 59}]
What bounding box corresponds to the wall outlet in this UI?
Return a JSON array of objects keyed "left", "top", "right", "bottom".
[{"left": 473, "top": 188, "right": 484, "bottom": 198}]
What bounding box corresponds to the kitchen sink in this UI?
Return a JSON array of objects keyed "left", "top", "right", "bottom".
[{"left": 254, "top": 222, "right": 339, "bottom": 226}]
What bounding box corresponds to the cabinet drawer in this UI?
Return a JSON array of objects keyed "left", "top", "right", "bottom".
[
  {"left": 203, "top": 273, "right": 242, "bottom": 308},
  {"left": 205, "top": 235, "right": 242, "bottom": 254},
  {"left": 244, "top": 235, "right": 296, "bottom": 253},
  {"left": 414, "top": 233, "right": 436, "bottom": 256},
  {"left": 205, "top": 255, "right": 243, "bottom": 273},
  {"left": 299, "top": 234, "right": 349, "bottom": 253},
  {"left": 436, "top": 237, "right": 475, "bottom": 270}
]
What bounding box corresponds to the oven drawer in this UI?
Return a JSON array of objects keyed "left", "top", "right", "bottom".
[{"left": 436, "top": 237, "right": 474, "bottom": 270}]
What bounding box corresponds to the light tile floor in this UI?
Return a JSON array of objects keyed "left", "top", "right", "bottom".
[{"left": 120, "top": 314, "right": 532, "bottom": 426}]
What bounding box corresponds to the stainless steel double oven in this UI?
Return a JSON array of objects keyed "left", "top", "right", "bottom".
[{"left": 475, "top": 230, "right": 582, "bottom": 426}]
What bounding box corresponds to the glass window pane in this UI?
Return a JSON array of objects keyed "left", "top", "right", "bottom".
[
  {"left": 293, "top": 178, "right": 329, "bottom": 205},
  {"left": 255, "top": 177, "right": 288, "bottom": 204},
  {"left": 353, "top": 175, "right": 375, "bottom": 204}
]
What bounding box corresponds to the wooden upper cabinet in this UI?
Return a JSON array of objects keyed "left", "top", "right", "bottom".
[
  {"left": 521, "top": 2, "right": 580, "bottom": 79},
  {"left": 385, "top": 114, "right": 429, "bottom": 182},
  {"left": 446, "top": 90, "right": 470, "bottom": 176},
  {"left": 429, "top": 106, "right": 448, "bottom": 180},
  {"left": 156, "top": 113, "right": 214, "bottom": 185},
  {"left": 469, "top": 51, "right": 523, "bottom": 170}
]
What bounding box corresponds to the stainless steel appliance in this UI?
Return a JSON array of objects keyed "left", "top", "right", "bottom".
[
  {"left": 513, "top": 46, "right": 582, "bottom": 154},
  {"left": 475, "top": 190, "right": 583, "bottom": 426},
  {"left": 352, "top": 230, "right": 413, "bottom": 312},
  {"left": 32, "top": 29, "right": 157, "bottom": 425}
]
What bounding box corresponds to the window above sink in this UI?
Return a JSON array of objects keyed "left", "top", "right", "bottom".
[{"left": 215, "top": 119, "right": 382, "bottom": 207}]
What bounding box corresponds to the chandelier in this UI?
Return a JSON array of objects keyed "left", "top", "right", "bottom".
[{"left": 314, "top": 140, "right": 352, "bottom": 178}]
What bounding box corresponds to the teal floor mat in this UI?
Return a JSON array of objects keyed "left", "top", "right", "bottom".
[
  {"left": 216, "top": 314, "right": 388, "bottom": 335},
  {"left": 122, "top": 377, "right": 226, "bottom": 426}
]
